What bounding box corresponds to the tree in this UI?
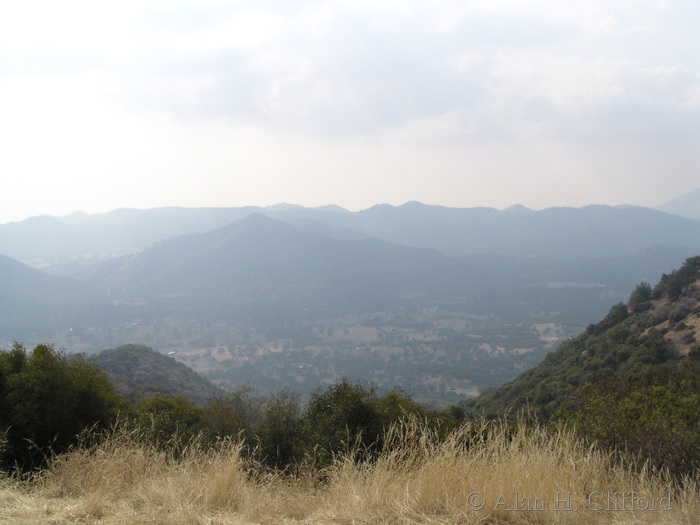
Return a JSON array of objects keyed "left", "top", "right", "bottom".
[
  {"left": 255, "top": 390, "right": 303, "bottom": 469},
  {"left": 203, "top": 386, "right": 263, "bottom": 442},
  {"left": 586, "top": 302, "right": 628, "bottom": 336},
  {"left": 137, "top": 395, "right": 206, "bottom": 450},
  {"left": 655, "top": 255, "right": 700, "bottom": 301},
  {"left": 304, "top": 380, "right": 383, "bottom": 464},
  {"left": 0, "top": 343, "right": 125, "bottom": 471},
  {"left": 628, "top": 281, "right": 652, "bottom": 313},
  {"left": 302, "top": 380, "right": 429, "bottom": 465}
]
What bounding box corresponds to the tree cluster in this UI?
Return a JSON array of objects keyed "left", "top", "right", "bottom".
[
  {"left": 0, "top": 343, "right": 125, "bottom": 471},
  {"left": 0, "top": 344, "right": 452, "bottom": 473}
]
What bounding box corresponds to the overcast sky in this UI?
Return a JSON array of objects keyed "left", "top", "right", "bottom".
[{"left": 1, "top": 0, "right": 699, "bottom": 223}]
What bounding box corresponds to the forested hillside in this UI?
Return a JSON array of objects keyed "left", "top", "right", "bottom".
[
  {"left": 93, "top": 344, "right": 222, "bottom": 405},
  {"left": 466, "top": 255, "right": 700, "bottom": 419},
  {"left": 463, "top": 255, "right": 700, "bottom": 475}
]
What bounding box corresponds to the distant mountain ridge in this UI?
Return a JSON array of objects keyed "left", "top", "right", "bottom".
[
  {"left": 335, "top": 202, "right": 700, "bottom": 258},
  {"left": 0, "top": 254, "right": 105, "bottom": 336},
  {"left": 3, "top": 202, "right": 699, "bottom": 344},
  {"left": 1, "top": 194, "right": 698, "bottom": 352},
  {"left": 656, "top": 188, "right": 700, "bottom": 221},
  {"left": 81, "top": 213, "right": 484, "bottom": 318},
  {"left": 3, "top": 201, "right": 700, "bottom": 268}
]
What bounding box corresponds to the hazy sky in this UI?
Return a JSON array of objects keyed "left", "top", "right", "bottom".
[{"left": 2, "top": 0, "right": 699, "bottom": 223}]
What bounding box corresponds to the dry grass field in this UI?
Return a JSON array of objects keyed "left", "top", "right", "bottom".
[{"left": 1, "top": 419, "right": 696, "bottom": 525}]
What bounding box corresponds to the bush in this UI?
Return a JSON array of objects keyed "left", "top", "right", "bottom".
[
  {"left": 586, "top": 302, "right": 628, "bottom": 336},
  {"left": 203, "top": 386, "right": 263, "bottom": 442},
  {"left": 302, "top": 380, "right": 433, "bottom": 466},
  {"left": 655, "top": 255, "right": 700, "bottom": 301}
]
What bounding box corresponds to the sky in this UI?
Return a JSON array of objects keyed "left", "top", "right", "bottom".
[{"left": 1, "top": 0, "right": 699, "bottom": 224}]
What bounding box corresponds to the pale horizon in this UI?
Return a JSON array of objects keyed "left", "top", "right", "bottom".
[{"left": 3, "top": 1, "right": 700, "bottom": 224}]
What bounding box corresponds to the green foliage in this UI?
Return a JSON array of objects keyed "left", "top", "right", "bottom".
[
  {"left": 0, "top": 343, "right": 444, "bottom": 473},
  {"left": 655, "top": 255, "right": 700, "bottom": 301},
  {"left": 376, "top": 387, "right": 428, "bottom": 422},
  {"left": 303, "top": 380, "right": 433, "bottom": 466},
  {"left": 586, "top": 302, "right": 629, "bottom": 336},
  {"left": 628, "top": 281, "right": 652, "bottom": 313},
  {"left": 558, "top": 362, "right": 700, "bottom": 477},
  {"left": 137, "top": 395, "right": 206, "bottom": 450},
  {"left": 254, "top": 390, "right": 304, "bottom": 469},
  {"left": 0, "top": 428, "right": 8, "bottom": 472},
  {"left": 0, "top": 343, "right": 125, "bottom": 471},
  {"left": 203, "top": 385, "right": 262, "bottom": 441},
  {"left": 304, "top": 380, "right": 383, "bottom": 464}
]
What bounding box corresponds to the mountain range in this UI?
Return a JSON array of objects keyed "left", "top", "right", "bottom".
[
  {"left": 2, "top": 193, "right": 700, "bottom": 404},
  {"left": 3, "top": 204, "right": 698, "bottom": 338},
  {"left": 2, "top": 192, "right": 700, "bottom": 268},
  {"left": 81, "top": 213, "right": 484, "bottom": 318}
]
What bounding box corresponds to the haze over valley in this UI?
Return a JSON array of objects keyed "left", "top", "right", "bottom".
[{"left": 3, "top": 193, "right": 700, "bottom": 405}]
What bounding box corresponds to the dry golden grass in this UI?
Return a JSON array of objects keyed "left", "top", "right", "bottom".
[{"left": 1, "top": 419, "right": 697, "bottom": 524}]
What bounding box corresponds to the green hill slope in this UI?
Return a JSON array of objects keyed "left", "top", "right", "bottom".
[
  {"left": 465, "top": 255, "right": 700, "bottom": 419},
  {"left": 93, "top": 344, "right": 222, "bottom": 405}
]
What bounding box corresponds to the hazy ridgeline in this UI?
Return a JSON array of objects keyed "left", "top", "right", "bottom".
[
  {"left": 4, "top": 204, "right": 700, "bottom": 406},
  {"left": 2, "top": 418, "right": 696, "bottom": 525}
]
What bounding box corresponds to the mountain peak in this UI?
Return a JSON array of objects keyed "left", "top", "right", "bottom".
[
  {"left": 312, "top": 204, "right": 350, "bottom": 213},
  {"left": 227, "top": 212, "right": 294, "bottom": 231},
  {"left": 264, "top": 203, "right": 304, "bottom": 212},
  {"left": 502, "top": 204, "right": 532, "bottom": 214}
]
